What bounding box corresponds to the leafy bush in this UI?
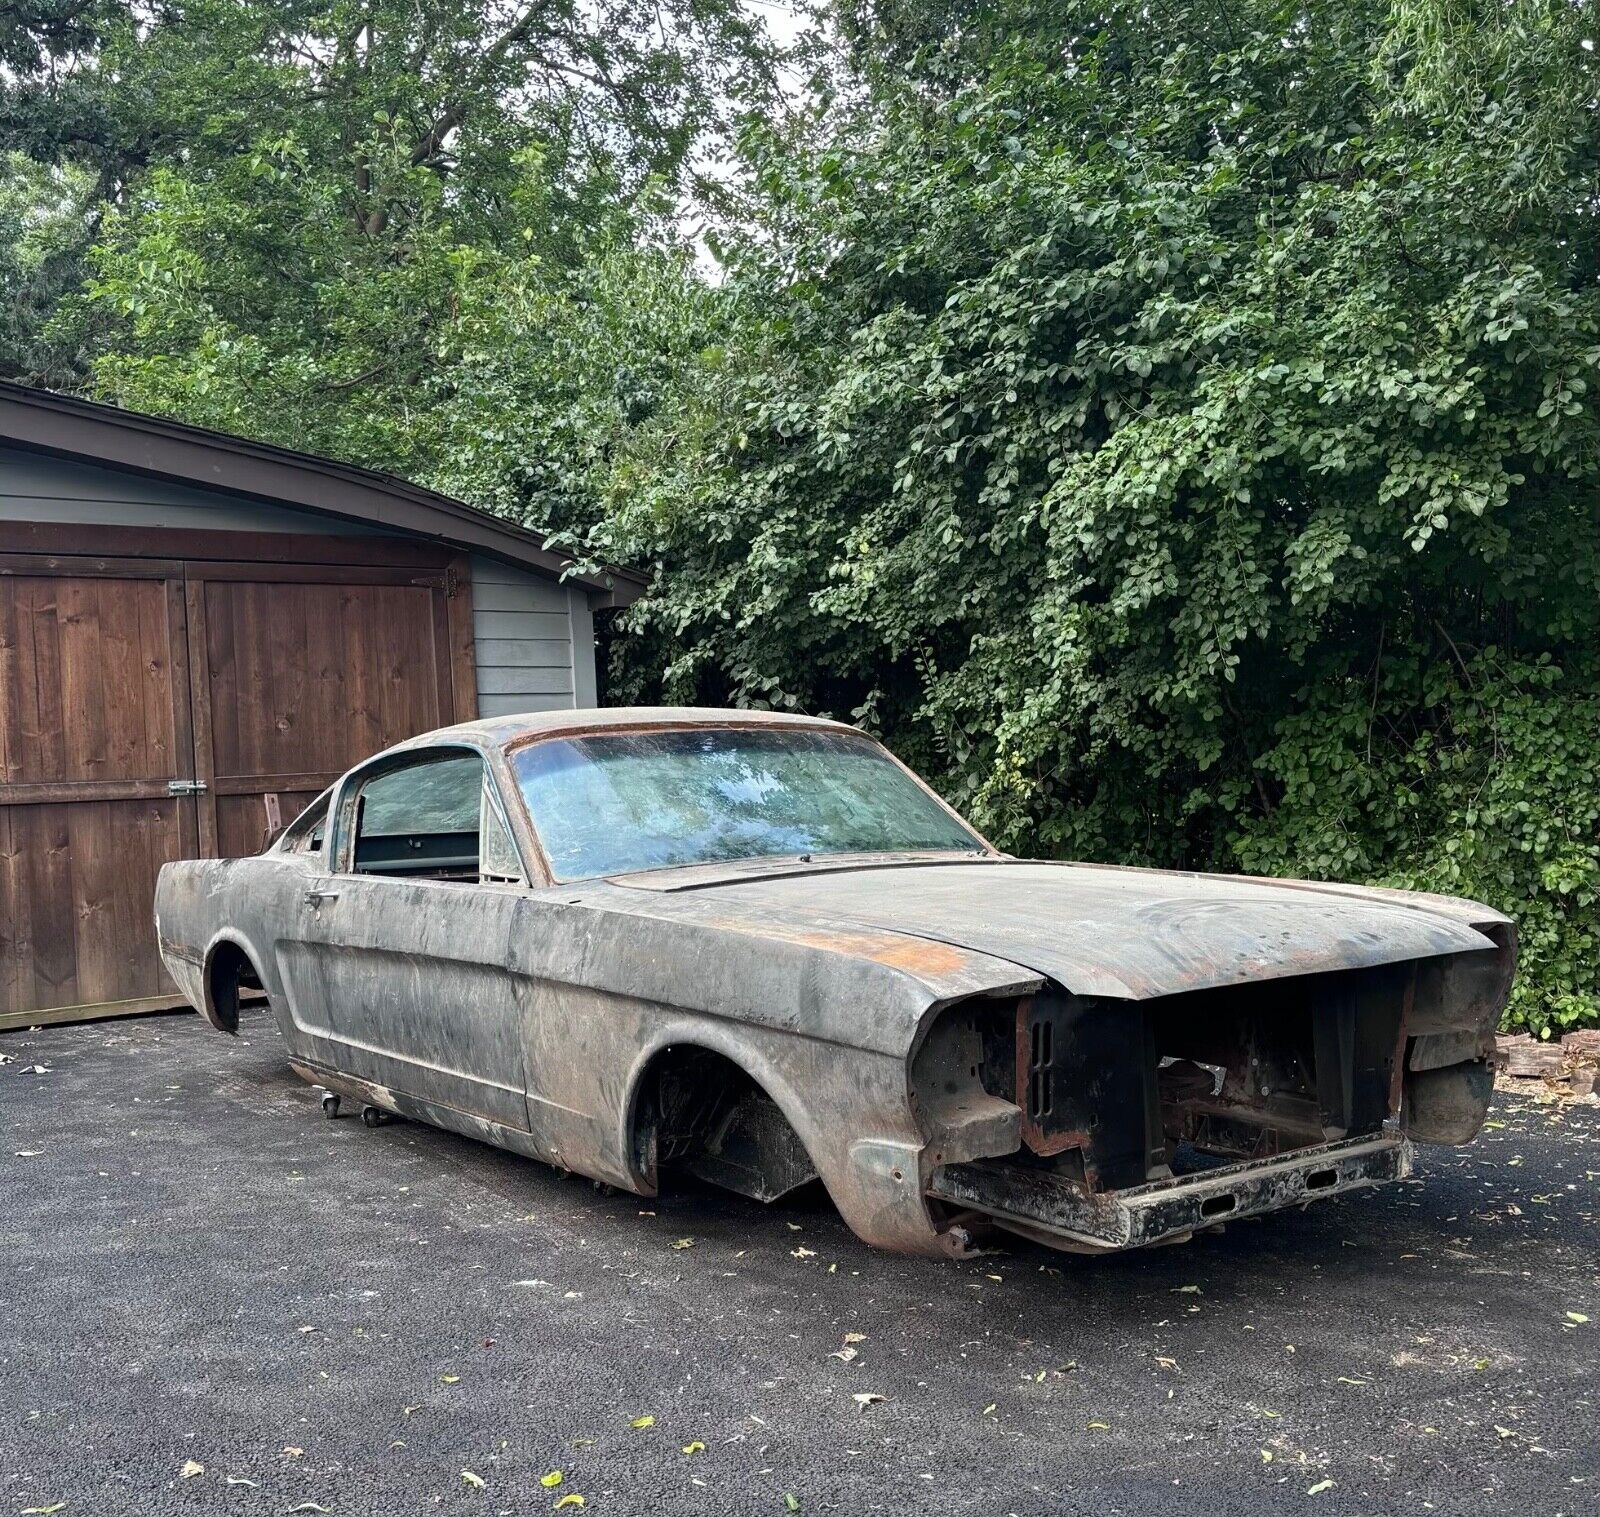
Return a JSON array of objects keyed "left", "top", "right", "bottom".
[
  {"left": 1229, "top": 655, "right": 1600, "bottom": 1035},
  {"left": 605, "top": 0, "right": 1600, "bottom": 1031}
]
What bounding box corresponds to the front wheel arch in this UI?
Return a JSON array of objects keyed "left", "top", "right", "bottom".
[
  {"left": 622, "top": 1038, "right": 822, "bottom": 1200},
  {"left": 616, "top": 1025, "right": 946, "bottom": 1256}
]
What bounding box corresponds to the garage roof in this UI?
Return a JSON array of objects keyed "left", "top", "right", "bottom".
[{"left": 0, "top": 380, "right": 647, "bottom": 606}]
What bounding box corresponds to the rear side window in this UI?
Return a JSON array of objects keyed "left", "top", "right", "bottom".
[
  {"left": 278, "top": 792, "right": 330, "bottom": 854},
  {"left": 328, "top": 751, "right": 525, "bottom": 884}
]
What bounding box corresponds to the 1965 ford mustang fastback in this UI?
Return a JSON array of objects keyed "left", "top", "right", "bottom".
[{"left": 154, "top": 707, "right": 1515, "bottom": 1257}]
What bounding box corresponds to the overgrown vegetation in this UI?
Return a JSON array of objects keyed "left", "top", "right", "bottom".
[{"left": 3, "top": 0, "right": 1595, "bottom": 1031}]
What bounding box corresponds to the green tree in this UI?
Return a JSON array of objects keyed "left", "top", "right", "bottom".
[
  {"left": 4, "top": 0, "right": 767, "bottom": 518},
  {"left": 5, "top": 0, "right": 1595, "bottom": 1032}
]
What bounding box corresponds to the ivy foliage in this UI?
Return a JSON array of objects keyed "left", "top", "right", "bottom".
[{"left": 602, "top": 0, "right": 1600, "bottom": 1033}]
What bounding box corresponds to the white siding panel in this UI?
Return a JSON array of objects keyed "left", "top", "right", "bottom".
[
  {"left": 478, "top": 664, "right": 572, "bottom": 696},
  {"left": 477, "top": 665, "right": 575, "bottom": 696},
  {"left": 471, "top": 577, "right": 569, "bottom": 613},
  {"left": 469, "top": 555, "right": 592, "bottom": 713},
  {"left": 474, "top": 639, "right": 574, "bottom": 672},
  {"left": 472, "top": 609, "right": 571, "bottom": 641},
  {"left": 478, "top": 691, "right": 575, "bottom": 717}
]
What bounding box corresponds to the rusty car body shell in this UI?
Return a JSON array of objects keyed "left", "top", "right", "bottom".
[{"left": 153, "top": 707, "right": 1516, "bottom": 1257}]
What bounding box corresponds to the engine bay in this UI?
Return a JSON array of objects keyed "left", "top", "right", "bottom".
[{"left": 913, "top": 959, "right": 1488, "bottom": 1253}]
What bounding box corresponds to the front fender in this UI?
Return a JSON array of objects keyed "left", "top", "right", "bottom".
[{"left": 516, "top": 890, "right": 1043, "bottom": 1058}]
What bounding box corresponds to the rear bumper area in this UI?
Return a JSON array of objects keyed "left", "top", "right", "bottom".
[{"left": 928, "top": 1133, "right": 1413, "bottom": 1253}]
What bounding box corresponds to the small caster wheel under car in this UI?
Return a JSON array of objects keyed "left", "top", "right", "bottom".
[
  {"left": 320, "top": 1091, "right": 341, "bottom": 1120},
  {"left": 360, "top": 1104, "right": 389, "bottom": 1128}
]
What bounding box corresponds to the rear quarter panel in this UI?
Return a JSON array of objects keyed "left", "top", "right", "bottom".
[{"left": 155, "top": 853, "right": 312, "bottom": 1040}]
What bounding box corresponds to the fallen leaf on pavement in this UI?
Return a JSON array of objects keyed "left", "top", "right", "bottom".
[
  {"left": 1306, "top": 1480, "right": 1334, "bottom": 1496},
  {"left": 553, "top": 1495, "right": 585, "bottom": 1510},
  {"left": 540, "top": 1472, "right": 563, "bottom": 1488},
  {"left": 630, "top": 1414, "right": 655, "bottom": 1429},
  {"left": 179, "top": 1460, "right": 204, "bottom": 1479},
  {"left": 461, "top": 1471, "right": 484, "bottom": 1489},
  {"left": 851, "top": 1393, "right": 885, "bottom": 1409},
  {"left": 681, "top": 1442, "right": 705, "bottom": 1455}
]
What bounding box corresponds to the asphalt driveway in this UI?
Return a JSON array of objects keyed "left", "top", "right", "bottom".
[{"left": 1, "top": 1012, "right": 1595, "bottom": 1517}]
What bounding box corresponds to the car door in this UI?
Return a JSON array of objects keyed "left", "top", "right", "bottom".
[{"left": 274, "top": 746, "right": 534, "bottom": 1131}]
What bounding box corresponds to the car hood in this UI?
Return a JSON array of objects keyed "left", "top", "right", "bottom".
[{"left": 607, "top": 858, "right": 1503, "bottom": 1001}]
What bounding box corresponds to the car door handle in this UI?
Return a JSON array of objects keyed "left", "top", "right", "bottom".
[{"left": 303, "top": 888, "right": 340, "bottom": 907}]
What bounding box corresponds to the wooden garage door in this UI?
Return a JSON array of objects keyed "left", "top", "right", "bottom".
[
  {"left": 1, "top": 543, "right": 472, "bottom": 1028},
  {"left": 186, "top": 563, "right": 459, "bottom": 858},
  {"left": 0, "top": 559, "right": 199, "bottom": 1022}
]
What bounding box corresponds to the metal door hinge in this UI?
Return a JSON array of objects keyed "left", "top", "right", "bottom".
[{"left": 167, "top": 779, "right": 208, "bottom": 796}]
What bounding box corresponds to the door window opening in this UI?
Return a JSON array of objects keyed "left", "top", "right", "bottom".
[{"left": 351, "top": 753, "right": 485, "bottom": 881}]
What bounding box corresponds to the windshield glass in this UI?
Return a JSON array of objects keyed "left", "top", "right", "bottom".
[{"left": 510, "top": 726, "right": 986, "bottom": 881}]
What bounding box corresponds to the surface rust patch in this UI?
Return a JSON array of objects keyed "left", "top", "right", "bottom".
[{"left": 705, "top": 918, "right": 973, "bottom": 975}]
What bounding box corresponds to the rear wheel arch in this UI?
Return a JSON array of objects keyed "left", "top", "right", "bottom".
[{"left": 201, "top": 935, "right": 265, "bottom": 1034}]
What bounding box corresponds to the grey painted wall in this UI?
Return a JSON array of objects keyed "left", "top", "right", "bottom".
[
  {"left": 2, "top": 445, "right": 600, "bottom": 716},
  {"left": 470, "top": 556, "right": 597, "bottom": 717}
]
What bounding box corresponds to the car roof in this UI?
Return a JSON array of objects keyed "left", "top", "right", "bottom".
[{"left": 395, "top": 706, "right": 864, "bottom": 754}]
